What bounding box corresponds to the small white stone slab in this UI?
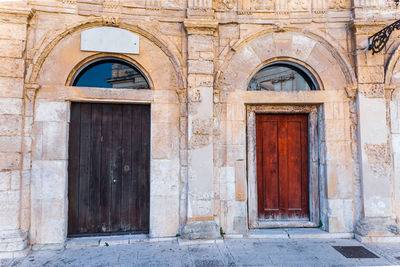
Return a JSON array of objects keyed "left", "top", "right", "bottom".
[{"left": 81, "top": 27, "right": 139, "bottom": 54}]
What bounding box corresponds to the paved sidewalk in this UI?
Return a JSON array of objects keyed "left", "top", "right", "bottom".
[{"left": 2, "top": 237, "right": 400, "bottom": 266}]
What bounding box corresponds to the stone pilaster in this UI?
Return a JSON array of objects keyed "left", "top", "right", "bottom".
[
  {"left": 181, "top": 19, "right": 219, "bottom": 239},
  {"left": 352, "top": 21, "right": 400, "bottom": 241},
  {"left": 0, "top": 5, "right": 31, "bottom": 258},
  {"left": 355, "top": 89, "right": 400, "bottom": 241}
]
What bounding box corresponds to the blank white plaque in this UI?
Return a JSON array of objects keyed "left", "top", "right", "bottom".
[{"left": 81, "top": 27, "right": 139, "bottom": 54}]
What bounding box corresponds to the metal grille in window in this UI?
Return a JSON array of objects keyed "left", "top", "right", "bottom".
[
  {"left": 72, "top": 58, "right": 150, "bottom": 89},
  {"left": 247, "top": 62, "right": 318, "bottom": 91}
]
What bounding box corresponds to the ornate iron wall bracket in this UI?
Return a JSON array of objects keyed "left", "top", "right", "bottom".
[{"left": 368, "top": 19, "right": 400, "bottom": 54}]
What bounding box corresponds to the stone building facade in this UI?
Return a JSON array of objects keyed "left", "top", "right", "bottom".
[{"left": 0, "top": 0, "right": 400, "bottom": 258}]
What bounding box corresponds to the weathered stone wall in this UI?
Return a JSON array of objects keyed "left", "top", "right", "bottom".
[
  {"left": 0, "top": 4, "right": 30, "bottom": 258},
  {"left": 0, "top": 0, "right": 399, "bottom": 258},
  {"left": 352, "top": 9, "right": 400, "bottom": 241}
]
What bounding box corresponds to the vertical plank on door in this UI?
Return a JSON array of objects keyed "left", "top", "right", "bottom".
[
  {"left": 301, "top": 116, "right": 310, "bottom": 217},
  {"left": 121, "top": 105, "right": 132, "bottom": 231},
  {"left": 287, "top": 120, "right": 302, "bottom": 212},
  {"left": 278, "top": 115, "right": 288, "bottom": 219},
  {"left": 78, "top": 103, "right": 92, "bottom": 233},
  {"left": 111, "top": 105, "right": 123, "bottom": 232},
  {"left": 138, "top": 105, "right": 150, "bottom": 231},
  {"left": 130, "top": 105, "right": 140, "bottom": 231},
  {"left": 261, "top": 120, "right": 279, "bottom": 216},
  {"left": 68, "top": 103, "right": 81, "bottom": 234},
  {"left": 100, "top": 104, "right": 113, "bottom": 233},
  {"left": 89, "top": 104, "right": 102, "bottom": 233}
]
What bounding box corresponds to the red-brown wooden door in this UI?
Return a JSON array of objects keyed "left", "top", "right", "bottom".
[
  {"left": 256, "top": 114, "right": 309, "bottom": 220},
  {"left": 68, "top": 103, "right": 150, "bottom": 236}
]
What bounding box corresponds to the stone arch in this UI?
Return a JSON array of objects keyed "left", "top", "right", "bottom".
[
  {"left": 215, "top": 28, "right": 356, "bottom": 91},
  {"left": 384, "top": 44, "right": 400, "bottom": 223},
  {"left": 385, "top": 42, "right": 400, "bottom": 87},
  {"left": 27, "top": 18, "right": 186, "bottom": 90}
]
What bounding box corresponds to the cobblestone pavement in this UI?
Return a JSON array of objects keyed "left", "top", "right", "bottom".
[{"left": 2, "top": 238, "right": 400, "bottom": 267}]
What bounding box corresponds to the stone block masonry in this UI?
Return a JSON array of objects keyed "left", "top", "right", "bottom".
[
  {"left": 0, "top": 4, "right": 32, "bottom": 259},
  {"left": 0, "top": 0, "right": 400, "bottom": 259}
]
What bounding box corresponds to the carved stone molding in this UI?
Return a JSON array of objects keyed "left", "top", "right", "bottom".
[
  {"left": 146, "top": 0, "right": 161, "bottom": 9},
  {"left": 24, "top": 83, "right": 40, "bottom": 101},
  {"left": 329, "top": 0, "right": 350, "bottom": 9},
  {"left": 344, "top": 85, "right": 358, "bottom": 99},
  {"left": 24, "top": 83, "right": 40, "bottom": 118},
  {"left": 162, "top": 0, "right": 183, "bottom": 9},
  {"left": 103, "top": 0, "right": 121, "bottom": 10},
  {"left": 358, "top": 84, "right": 385, "bottom": 98},
  {"left": 237, "top": 0, "right": 274, "bottom": 11},
  {"left": 184, "top": 19, "right": 218, "bottom": 35},
  {"left": 58, "top": 0, "right": 77, "bottom": 7},
  {"left": 215, "top": 0, "right": 236, "bottom": 9},
  {"left": 288, "top": 0, "right": 310, "bottom": 10},
  {"left": 252, "top": 0, "right": 274, "bottom": 10},
  {"left": 102, "top": 15, "right": 120, "bottom": 26}
]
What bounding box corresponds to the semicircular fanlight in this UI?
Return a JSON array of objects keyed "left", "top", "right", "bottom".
[
  {"left": 72, "top": 58, "right": 150, "bottom": 90},
  {"left": 247, "top": 62, "right": 319, "bottom": 91}
]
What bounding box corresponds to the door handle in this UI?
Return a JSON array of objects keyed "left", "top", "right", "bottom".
[{"left": 113, "top": 179, "right": 117, "bottom": 183}]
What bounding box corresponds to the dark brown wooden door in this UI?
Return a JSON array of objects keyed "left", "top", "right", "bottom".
[
  {"left": 256, "top": 114, "right": 309, "bottom": 220},
  {"left": 68, "top": 103, "right": 150, "bottom": 236}
]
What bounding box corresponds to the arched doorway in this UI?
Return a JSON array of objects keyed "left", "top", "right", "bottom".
[
  {"left": 67, "top": 58, "right": 150, "bottom": 236},
  {"left": 29, "top": 23, "right": 185, "bottom": 246},
  {"left": 214, "top": 29, "right": 356, "bottom": 234},
  {"left": 248, "top": 61, "right": 320, "bottom": 224}
]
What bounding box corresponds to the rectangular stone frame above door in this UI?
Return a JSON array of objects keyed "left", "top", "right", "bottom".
[{"left": 247, "top": 105, "right": 321, "bottom": 229}]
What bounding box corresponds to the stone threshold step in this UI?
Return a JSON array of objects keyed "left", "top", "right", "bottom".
[
  {"left": 66, "top": 234, "right": 177, "bottom": 249},
  {"left": 177, "top": 238, "right": 223, "bottom": 246},
  {"left": 245, "top": 228, "right": 354, "bottom": 239},
  {"left": 65, "top": 229, "right": 354, "bottom": 249}
]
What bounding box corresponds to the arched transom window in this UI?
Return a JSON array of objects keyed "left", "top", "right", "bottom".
[
  {"left": 72, "top": 57, "right": 150, "bottom": 89},
  {"left": 247, "top": 61, "right": 319, "bottom": 91}
]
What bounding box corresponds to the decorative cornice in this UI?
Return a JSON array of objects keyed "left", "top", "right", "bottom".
[
  {"left": 184, "top": 19, "right": 218, "bottom": 35},
  {"left": 344, "top": 85, "right": 358, "bottom": 99},
  {"left": 0, "top": 7, "right": 32, "bottom": 16},
  {"left": 349, "top": 20, "right": 390, "bottom": 34},
  {"left": 0, "top": 7, "right": 34, "bottom": 23}
]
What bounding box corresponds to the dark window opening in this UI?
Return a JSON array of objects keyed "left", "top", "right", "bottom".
[
  {"left": 247, "top": 62, "right": 319, "bottom": 91},
  {"left": 72, "top": 58, "right": 150, "bottom": 89}
]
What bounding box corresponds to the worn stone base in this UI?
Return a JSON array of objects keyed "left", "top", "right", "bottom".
[
  {"left": 355, "top": 234, "right": 400, "bottom": 243},
  {"left": 355, "top": 217, "right": 400, "bottom": 239},
  {"left": 178, "top": 238, "right": 223, "bottom": 245},
  {"left": 247, "top": 228, "right": 354, "bottom": 239},
  {"left": 181, "top": 221, "right": 220, "bottom": 240},
  {"left": 0, "top": 247, "right": 30, "bottom": 259},
  {"left": 0, "top": 230, "right": 29, "bottom": 259},
  {"left": 65, "top": 234, "right": 178, "bottom": 249},
  {"left": 31, "top": 243, "right": 64, "bottom": 251}
]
